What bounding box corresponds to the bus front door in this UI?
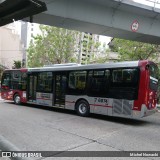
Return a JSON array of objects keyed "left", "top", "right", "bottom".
[
  {"left": 54, "top": 73, "right": 67, "bottom": 108},
  {"left": 28, "top": 74, "right": 37, "bottom": 102}
]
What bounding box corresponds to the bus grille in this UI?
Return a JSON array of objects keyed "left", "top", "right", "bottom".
[{"left": 113, "top": 99, "right": 133, "bottom": 116}]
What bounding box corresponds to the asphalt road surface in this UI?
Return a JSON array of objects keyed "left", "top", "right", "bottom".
[{"left": 0, "top": 100, "right": 160, "bottom": 160}]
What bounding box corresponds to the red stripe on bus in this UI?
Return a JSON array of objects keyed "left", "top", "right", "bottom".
[{"left": 65, "top": 101, "right": 112, "bottom": 108}]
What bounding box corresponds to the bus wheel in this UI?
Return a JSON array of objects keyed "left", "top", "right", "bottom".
[
  {"left": 14, "top": 94, "right": 21, "bottom": 105},
  {"left": 76, "top": 100, "right": 90, "bottom": 117}
]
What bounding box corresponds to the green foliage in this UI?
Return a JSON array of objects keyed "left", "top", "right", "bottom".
[
  {"left": 111, "top": 38, "right": 160, "bottom": 61},
  {"left": 111, "top": 38, "right": 160, "bottom": 102},
  {"left": 27, "top": 25, "right": 79, "bottom": 67},
  {"left": 12, "top": 60, "right": 21, "bottom": 69},
  {"left": 111, "top": 38, "right": 160, "bottom": 75},
  {"left": 92, "top": 49, "right": 110, "bottom": 63}
]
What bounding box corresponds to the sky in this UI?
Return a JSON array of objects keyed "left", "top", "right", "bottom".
[{"left": 133, "top": 0, "right": 160, "bottom": 8}]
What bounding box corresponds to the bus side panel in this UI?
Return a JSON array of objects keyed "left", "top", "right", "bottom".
[
  {"left": 1, "top": 90, "right": 27, "bottom": 103},
  {"left": 92, "top": 97, "right": 113, "bottom": 116},
  {"left": 65, "top": 95, "right": 137, "bottom": 118},
  {"left": 1, "top": 90, "right": 13, "bottom": 101},
  {"left": 133, "top": 62, "right": 148, "bottom": 112},
  {"left": 65, "top": 95, "right": 95, "bottom": 113},
  {"left": 65, "top": 95, "right": 114, "bottom": 116},
  {"left": 36, "top": 92, "right": 53, "bottom": 106},
  {"left": 20, "top": 91, "right": 27, "bottom": 103}
]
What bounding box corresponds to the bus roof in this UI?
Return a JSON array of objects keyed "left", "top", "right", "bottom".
[
  {"left": 28, "top": 60, "right": 142, "bottom": 72},
  {"left": 3, "top": 60, "right": 155, "bottom": 73}
]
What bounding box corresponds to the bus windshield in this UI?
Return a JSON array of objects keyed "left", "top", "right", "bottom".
[
  {"left": 1, "top": 72, "right": 11, "bottom": 89},
  {"left": 149, "top": 64, "right": 159, "bottom": 91},
  {"left": 1, "top": 70, "right": 27, "bottom": 91}
]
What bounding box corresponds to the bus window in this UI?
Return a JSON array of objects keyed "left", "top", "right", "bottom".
[
  {"left": 94, "top": 70, "right": 104, "bottom": 76},
  {"left": 68, "top": 71, "right": 87, "bottom": 94},
  {"left": 1, "top": 73, "right": 11, "bottom": 89},
  {"left": 112, "top": 68, "right": 139, "bottom": 87},
  {"left": 123, "top": 69, "right": 138, "bottom": 84},
  {"left": 13, "top": 71, "right": 21, "bottom": 79},
  {"left": 112, "top": 70, "right": 122, "bottom": 82},
  {"left": 87, "top": 69, "right": 110, "bottom": 97},
  {"left": 111, "top": 68, "right": 139, "bottom": 100},
  {"left": 149, "top": 64, "right": 158, "bottom": 79},
  {"left": 68, "top": 72, "right": 76, "bottom": 89},
  {"left": 148, "top": 64, "right": 159, "bottom": 91},
  {"left": 12, "top": 71, "right": 22, "bottom": 90},
  {"left": 37, "top": 72, "right": 53, "bottom": 92}
]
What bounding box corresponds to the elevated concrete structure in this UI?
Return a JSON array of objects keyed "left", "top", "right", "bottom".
[
  {"left": 23, "top": 0, "right": 160, "bottom": 44},
  {"left": 1, "top": 0, "right": 160, "bottom": 44}
]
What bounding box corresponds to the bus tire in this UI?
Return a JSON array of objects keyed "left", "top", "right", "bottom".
[
  {"left": 76, "top": 100, "right": 90, "bottom": 117},
  {"left": 14, "top": 94, "right": 21, "bottom": 105}
]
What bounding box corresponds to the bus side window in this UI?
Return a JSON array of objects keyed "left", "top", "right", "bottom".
[
  {"left": 69, "top": 73, "right": 76, "bottom": 89},
  {"left": 112, "top": 68, "right": 139, "bottom": 88},
  {"left": 12, "top": 71, "right": 22, "bottom": 90},
  {"left": 87, "top": 69, "right": 110, "bottom": 97},
  {"left": 76, "top": 75, "right": 86, "bottom": 89},
  {"left": 123, "top": 70, "right": 132, "bottom": 82},
  {"left": 113, "top": 70, "right": 122, "bottom": 82},
  {"left": 68, "top": 71, "right": 87, "bottom": 93},
  {"left": 37, "top": 72, "right": 53, "bottom": 92}
]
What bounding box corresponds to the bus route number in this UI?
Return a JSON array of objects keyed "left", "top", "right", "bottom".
[{"left": 94, "top": 98, "right": 108, "bottom": 105}]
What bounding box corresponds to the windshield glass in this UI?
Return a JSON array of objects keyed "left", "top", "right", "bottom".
[
  {"left": 1, "top": 72, "right": 11, "bottom": 89},
  {"left": 149, "top": 64, "right": 159, "bottom": 91},
  {"left": 149, "top": 64, "right": 158, "bottom": 79}
]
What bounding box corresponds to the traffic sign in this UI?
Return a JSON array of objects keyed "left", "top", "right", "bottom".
[{"left": 131, "top": 20, "right": 139, "bottom": 32}]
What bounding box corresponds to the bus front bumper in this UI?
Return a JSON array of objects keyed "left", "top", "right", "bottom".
[
  {"left": 133, "top": 105, "right": 157, "bottom": 118},
  {"left": 144, "top": 108, "right": 157, "bottom": 117},
  {"left": 142, "top": 104, "right": 157, "bottom": 117}
]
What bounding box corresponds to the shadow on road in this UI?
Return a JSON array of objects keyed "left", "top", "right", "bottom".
[{"left": 5, "top": 101, "right": 152, "bottom": 126}]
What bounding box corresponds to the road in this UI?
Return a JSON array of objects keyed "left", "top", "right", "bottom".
[{"left": 0, "top": 100, "right": 160, "bottom": 160}]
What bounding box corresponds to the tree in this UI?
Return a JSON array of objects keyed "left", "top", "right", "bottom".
[
  {"left": 110, "top": 38, "right": 160, "bottom": 102},
  {"left": 110, "top": 38, "right": 160, "bottom": 76},
  {"left": 12, "top": 60, "right": 22, "bottom": 69},
  {"left": 111, "top": 38, "right": 160, "bottom": 62},
  {"left": 27, "top": 25, "right": 79, "bottom": 67}
]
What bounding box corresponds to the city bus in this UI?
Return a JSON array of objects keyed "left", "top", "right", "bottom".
[{"left": 1, "top": 60, "right": 159, "bottom": 118}]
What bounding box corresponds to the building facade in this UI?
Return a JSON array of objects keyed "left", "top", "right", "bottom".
[{"left": 0, "top": 24, "right": 23, "bottom": 69}]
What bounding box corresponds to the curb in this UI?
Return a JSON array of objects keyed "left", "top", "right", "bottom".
[{"left": 0, "top": 135, "right": 32, "bottom": 160}]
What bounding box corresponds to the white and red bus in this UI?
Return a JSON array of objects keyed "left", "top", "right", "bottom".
[{"left": 1, "top": 60, "right": 159, "bottom": 118}]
